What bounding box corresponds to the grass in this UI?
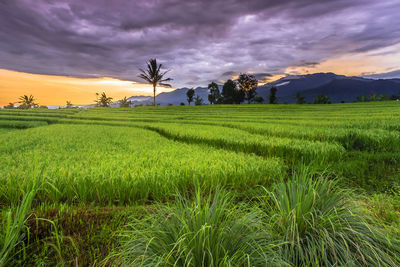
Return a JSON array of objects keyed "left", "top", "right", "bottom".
[
  {"left": 260, "top": 170, "right": 400, "bottom": 266},
  {"left": 0, "top": 102, "right": 399, "bottom": 265}
]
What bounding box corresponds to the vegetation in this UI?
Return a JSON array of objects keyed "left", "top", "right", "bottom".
[
  {"left": 295, "top": 92, "right": 306, "bottom": 104},
  {"left": 186, "top": 88, "right": 195, "bottom": 105},
  {"left": 269, "top": 87, "right": 278, "bottom": 104},
  {"left": 237, "top": 73, "right": 258, "bottom": 103},
  {"left": 138, "top": 58, "right": 172, "bottom": 106},
  {"left": 313, "top": 94, "right": 331, "bottom": 104},
  {"left": 94, "top": 92, "right": 113, "bottom": 107},
  {"left": 17, "top": 95, "right": 38, "bottom": 109},
  {"left": 207, "top": 82, "right": 220, "bottom": 104},
  {"left": 118, "top": 96, "right": 132, "bottom": 108},
  {"left": 194, "top": 95, "right": 204, "bottom": 106},
  {"left": 0, "top": 102, "right": 399, "bottom": 265}
]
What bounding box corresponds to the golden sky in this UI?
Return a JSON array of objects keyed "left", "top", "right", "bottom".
[{"left": 0, "top": 69, "right": 175, "bottom": 106}]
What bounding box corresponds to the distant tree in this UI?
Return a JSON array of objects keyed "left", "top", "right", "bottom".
[
  {"left": 341, "top": 100, "right": 345, "bottom": 103},
  {"left": 18, "top": 95, "right": 38, "bottom": 109},
  {"left": 167, "top": 103, "right": 173, "bottom": 106},
  {"left": 369, "top": 93, "right": 377, "bottom": 101},
  {"left": 194, "top": 95, "right": 204, "bottom": 106},
  {"left": 313, "top": 94, "right": 331, "bottom": 104},
  {"left": 390, "top": 94, "right": 400, "bottom": 100},
  {"left": 221, "top": 79, "right": 236, "bottom": 104},
  {"left": 237, "top": 74, "right": 258, "bottom": 104},
  {"left": 66, "top": 100, "right": 73, "bottom": 108},
  {"left": 180, "top": 102, "right": 185, "bottom": 106},
  {"left": 295, "top": 92, "right": 306, "bottom": 104},
  {"left": 233, "top": 87, "right": 245, "bottom": 104},
  {"left": 95, "top": 92, "right": 113, "bottom": 107},
  {"left": 4, "top": 102, "right": 15, "bottom": 109},
  {"left": 39, "top": 105, "right": 48, "bottom": 109},
  {"left": 119, "top": 96, "right": 132, "bottom": 108},
  {"left": 207, "top": 82, "right": 220, "bottom": 104},
  {"left": 254, "top": 96, "right": 264, "bottom": 104},
  {"left": 186, "top": 88, "right": 195, "bottom": 105},
  {"left": 138, "top": 58, "right": 172, "bottom": 106},
  {"left": 356, "top": 95, "right": 368, "bottom": 102},
  {"left": 269, "top": 87, "right": 278, "bottom": 104},
  {"left": 377, "top": 94, "right": 387, "bottom": 101}
]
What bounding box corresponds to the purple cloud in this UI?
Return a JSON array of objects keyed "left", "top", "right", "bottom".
[{"left": 0, "top": 0, "right": 399, "bottom": 87}]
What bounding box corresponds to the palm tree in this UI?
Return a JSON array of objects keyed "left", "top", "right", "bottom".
[
  {"left": 66, "top": 100, "right": 73, "bottom": 108},
  {"left": 119, "top": 96, "right": 132, "bottom": 108},
  {"left": 18, "top": 95, "right": 38, "bottom": 109},
  {"left": 95, "top": 92, "right": 113, "bottom": 107},
  {"left": 138, "top": 59, "right": 172, "bottom": 106}
]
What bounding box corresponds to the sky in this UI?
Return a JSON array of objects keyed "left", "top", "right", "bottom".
[{"left": 1, "top": 0, "right": 400, "bottom": 105}]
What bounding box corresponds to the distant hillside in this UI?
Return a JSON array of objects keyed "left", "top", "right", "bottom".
[{"left": 124, "top": 72, "right": 400, "bottom": 105}]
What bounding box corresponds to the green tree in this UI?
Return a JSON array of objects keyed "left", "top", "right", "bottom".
[
  {"left": 18, "top": 95, "right": 38, "bottom": 109},
  {"left": 119, "top": 96, "right": 132, "bottom": 108},
  {"left": 269, "top": 87, "right": 278, "bottom": 104},
  {"left": 221, "top": 80, "right": 236, "bottom": 104},
  {"left": 194, "top": 95, "right": 204, "bottom": 106},
  {"left": 313, "top": 94, "right": 331, "bottom": 104},
  {"left": 186, "top": 88, "right": 195, "bottom": 105},
  {"left": 237, "top": 74, "right": 258, "bottom": 103},
  {"left": 138, "top": 58, "right": 172, "bottom": 106},
  {"left": 207, "top": 82, "right": 220, "bottom": 104},
  {"left": 233, "top": 88, "right": 245, "bottom": 104},
  {"left": 95, "top": 92, "right": 113, "bottom": 107},
  {"left": 295, "top": 92, "right": 306, "bottom": 104}
]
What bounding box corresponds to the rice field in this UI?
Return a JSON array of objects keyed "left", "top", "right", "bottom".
[{"left": 1, "top": 102, "right": 399, "bottom": 266}]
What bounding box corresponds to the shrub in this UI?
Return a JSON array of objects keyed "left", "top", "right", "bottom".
[
  {"left": 260, "top": 170, "right": 400, "bottom": 266},
  {"left": 108, "top": 190, "right": 280, "bottom": 266}
]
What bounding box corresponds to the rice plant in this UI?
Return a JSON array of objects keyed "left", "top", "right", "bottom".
[
  {"left": 107, "top": 189, "right": 282, "bottom": 267},
  {"left": 260, "top": 170, "right": 400, "bottom": 266},
  {"left": 0, "top": 188, "right": 36, "bottom": 267}
]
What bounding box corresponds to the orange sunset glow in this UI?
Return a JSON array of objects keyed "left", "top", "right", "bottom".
[{"left": 0, "top": 69, "right": 175, "bottom": 106}]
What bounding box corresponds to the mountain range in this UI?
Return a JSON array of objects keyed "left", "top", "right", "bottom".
[{"left": 123, "top": 72, "right": 400, "bottom": 106}]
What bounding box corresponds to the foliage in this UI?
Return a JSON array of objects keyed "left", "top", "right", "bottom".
[
  {"left": 207, "top": 82, "right": 221, "bottom": 104},
  {"left": 221, "top": 79, "right": 236, "bottom": 104},
  {"left": 66, "top": 101, "right": 73, "bottom": 109},
  {"left": 260, "top": 171, "right": 400, "bottom": 266},
  {"left": 233, "top": 87, "right": 246, "bottom": 104},
  {"left": 119, "top": 97, "right": 132, "bottom": 108},
  {"left": 295, "top": 92, "right": 306, "bottom": 104},
  {"left": 17, "top": 95, "right": 38, "bottom": 109},
  {"left": 108, "top": 190, "right": 278, "bottom": 266},
  {"left": 94, "top": 92, "right": 113, "bottom": 107},
  {"left": 313, "top": 94, "right": 331, "bottom": 104},
  {"left": 138, "top": 58, "right": 172, "bottom": 106},
  {"left": 269, "top": 87, "right": 278, "bottom": 104},
  {"left": 194, "top": 95, "right": 204, "bottom": 106},
  {"left": 1, "top": 187, "right": 36, "bottom": 267},
  {"left": 186, "top": 88, "right": 195, "bottom": 105},
  {"left": 237, "top": 74, "right": 258, "bottom": 104}
]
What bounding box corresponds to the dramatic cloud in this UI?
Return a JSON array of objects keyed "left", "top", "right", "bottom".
[{"left": 0, "top": 0, "right": 399, "bottom": 87}]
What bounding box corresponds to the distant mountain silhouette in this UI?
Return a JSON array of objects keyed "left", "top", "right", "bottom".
[{"left": 125, "top": 73, "right": 400, "bottom": 105}]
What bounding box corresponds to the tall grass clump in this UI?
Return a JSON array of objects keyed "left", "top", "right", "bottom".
[
  {"left": 107, "top": 189, "right": 281, "bottom": 266},
  {"left": 0, "top": 188, "right": 36, "bottom": 267},
  {"left": 260, "top": 170, "right": 400, "bottom": 266}
]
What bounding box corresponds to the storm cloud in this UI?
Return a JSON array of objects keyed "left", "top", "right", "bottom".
[{"left": 0, "top": 0, "right": 399, "bottom": 87}]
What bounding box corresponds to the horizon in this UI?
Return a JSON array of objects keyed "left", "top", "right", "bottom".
[{"left": 1, "top": 0, "right": 400, "bottom": 105}]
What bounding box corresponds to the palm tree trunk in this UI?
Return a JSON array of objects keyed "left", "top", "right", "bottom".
[{"left": 153, "top": 84, "right": 156, "bottom": 106}]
